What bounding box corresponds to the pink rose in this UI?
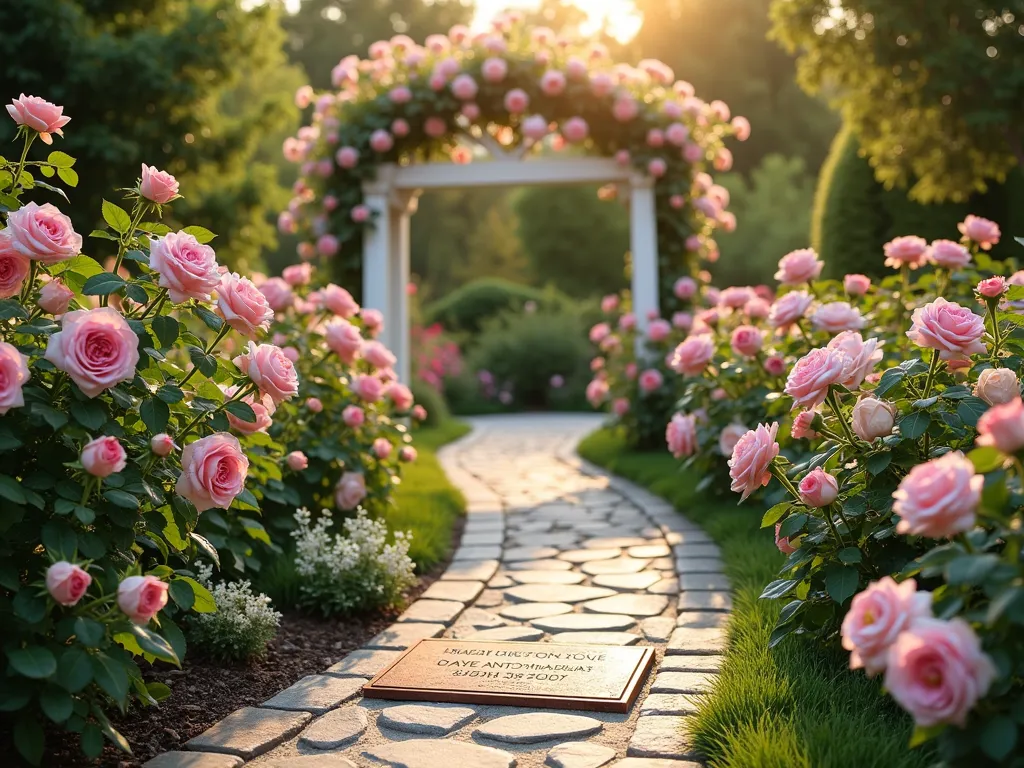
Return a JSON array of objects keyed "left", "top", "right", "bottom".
[
  {"left": 670, "top": 335, "right": 715, "bottom": 376},
  {"left": 224, "top": 386, "right": 275, "bottom": 434},
  {"left": 977, "top": 276, "right": 1006, "bottom": 299},
  {"left": 504, "top": 88, "right": 529, "bottom": 114},
  {"left": 791, "top": 409, "right": 819, "bottom": 440},
  {"left": 667, "top": 122, "right": 689, "bottom": 146},
  {"left": 325, "top": 319, "right": 363, "bottom": 363},
  {"left": 81, "top": 436, "right": 126, "bottom": 478},
  {"left": 387, "top": 382, "right": 414, "bottom": 411},
  {"left": 600, "top": 294, "right": 619, "bottom": 314},
  {"left": 674, "top": 277, "right": 697, "bottom": 300},
  {"left": 175, "top": 432, "right": 249, "bottom": 513},
  {"left": 885, "top": 618, "right": 995, "bottom": 727},
  {"left": 718, "top": 423, "right": 747, "bottom": 458},
  {"left": 562, "top": 117, "right": 589, "bottom": 143},
  {"left": 149, "top": 232, "right": 219, "bottom": 303},
  {"left": 541, "top": 70, "right": 566, "bottom": 96},
  {"left": 216, "top": 272, "right": 274, "bottom": 338},
  {"left": 319, "top": 284, "right": 360, "bottom": 317},
  {"left": 37, "top": 278, "right": 74, "bottom": 314},
  {"left": 928, "top": 239, "right": 971, "bottom": 270},
  {"left": 361, "top": 308, "right": 384, "bottom": 336},
  {"left": 768, "top": 291, "right": 812, "bottom": 329},
  {"left": 975, "top": 368, "right": 1019, "bottom": 407},
  {"left": 481, "top": 58, "right": 508, "bottom": 83},
  {"left": 647, "top": 319, "right": 671, "bottom": 342},
  {"left": 306, "top": 397, "right": 323, "bottom": 413},
  {"left": 589, "top": 323, "right": 611, "bottom": 344},
  {"left": 286, "top": 450, "right": 308, "bottom": 471},
  {"left": 4, "top": 202, "right": 82, "bottom": 264},
  {"left": 342, "top": 405, "right": 365, "bottom": 427},
  {"left": 234, "top": 342, "right": 299, "bottom": 404},
  {"left": 958, "top": 215, "right": 1000, "bottom": 250},
  {"left": 893, "top": 452, "right": 981, "bottom": 537},
  {"left": 139, "top": 164, "right": 179, "bottom": 204},
  {"left": 907, "top": 298, "right": 986, "bottom": 360},
  {"left": 883, "top": 235, "right": 929, "bottom": 269},
  {"left": 282, "top": 263, "right": 312, "bottom": 286},
  {"left": 730, "top": 325, "right": 763, "bottom": 358},
  {"left": 522, "top": 115, "right": 549, "bottom": 141},
  {"left": 45, "top": 308, "right": 139, "bottom": 398},
  {"left": 638, "top": 368, "right": 663, "bottom": 394},
  {"left": 399, "top": 446, "right": 417, "bottom": 462},
  {"left": 762, "top": 355, "right": 785, "bottom": 377},
  {"left": 666, "top": 413, "right": 697, "bottom": 458},
  {"left": 976, "top": 397, "right": 1024, "bottom": 452},
  {"left": 335, "top": 471, "right": 367, "bottom": 510},
  {"left": 774, "top": 248, "right": 823, "bottom": 286},
  {"left": 612, "top": 96, "right": 639, "bottom": 122},
  {"left": 258, "top": 277, "right": 294, "bottom": 313},
  {"left": 672, "top": 312, "right": 692, "bottom": 330},
  {"left": 117, "top": 575, "right": 169, "bottom": 625},
  {"left": 648, "top": 158, "right": 667, "bottom": 178},
  {"left": 852, "top": 397, "right": 895, "bottom": 442},
  {"left": 0, "top": 240, "right": 29, "bottom": 299},
  {"left": 0, "top": 341, "right": 29, "bottom": 415},
  {"left": 450, "top": 74, "right": 479, "bottom": 101},
  {"left": 352, "top": 374, "right": 384, "bottom": 403},
  {"left": 728, "top": 422, "right": 780, "bottom": 500},
  {"left": 46, "top": 561, "right": 92, "bottom": 606},
  {"left": 719, "top": 286, "right": 752, "bottom": 308},
  {"left": 731, "top": 116, "right": 751, "bottom": 141},
  {"left": 7, "top": 95, "right": 70, "bottom": 144},
  {"left": 785, "top": 347, "right": 848, "bottom": 410},
  {"left": 827, "top": 331, "right": 883, "bottom": 388},
  {"left": 336, "top": 146, "right": 359, "bottom": 169},
  {"left": 798, "top": 467, "right": 839, "bottom": 507},
  {"left": 612, "top": 397, "right": 630, "bottom": 417},
  {"left": 746, "top": 297, "right": 770, "bottom": 320},
  {"left": 317, "top": 235, "right": 340, "bottom": 258},
  {"left": 412, "top": 404, "right": 427, "bottom": 421},
  {"left": 811, "top": 302, "right": 866, "bottom": 333},
  {"left": 150, "top": 433, "right": 178, "bottom": 457},
  {"left": 370, "top": 130, "right": 394, "bottom": 153},
  {"left": 373, "top": 437, "right": 392, "bottom": 460},
  {"left": 618, "top": 313, "right": 636, "bottom": 332},
  {"left": 586, "top": 378, "right": 609, "bottom": 407},
  {"left": 775, "top": 523, "right": 797, "bottom": 554},
  {"left": 841, "top": 577, "right": 933, "bottom": 676},
  {"left": 362, "top": 340, "right": 396, "bottom": 370},
  {"left": 844, "top": 274, "right": 871, "bottom": 296}
]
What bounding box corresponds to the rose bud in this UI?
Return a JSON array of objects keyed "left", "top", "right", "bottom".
[
  {"left": 150, "top": 433, "right": 179, "bottom": 457},
  {"left": 851, "top": 397, "right": 895, "bottom": 442},
  {"left": 37, "top": 278, "right": 74, "bottom": 315},
  {"left": 286, "top": 450, "right": 308, "bottom": 471},
  {"left": 974, "top": 368, "right": 1019, "bottom": 406},
  {"left": 306, "top": 397, "right": 323, "bottom": 413},
  {"left": 117, "top": 575, "right": 169, "bottom": 625},
  {"left": 798, "top": 467, "right": 839, "bottom": 507},
  {"left": 399, "top": 446, "right": 418, "bottom": 462},
  {"left": 139, "top": 164, "right": 179, "bottom": 205},
  {"left": 46, "top": 561, "right": 92, "bottom": 606},
  {"left": 81, "top": 436, "right": 126, "bottom": 478}
]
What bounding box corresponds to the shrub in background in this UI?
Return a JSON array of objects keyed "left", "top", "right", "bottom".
[
  {"left": 410, "top": 379, "right": 450, "bottom": 428},
  {"left": 424, "top": 277, "right": 548, "bottom": 336},
  {"left": 186, "top": 562, "right": 280, "bottom": 664}
]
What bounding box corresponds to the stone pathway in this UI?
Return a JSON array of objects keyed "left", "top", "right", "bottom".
[{"left": 152, "top": 414, "right": 730, "bottom": 768}]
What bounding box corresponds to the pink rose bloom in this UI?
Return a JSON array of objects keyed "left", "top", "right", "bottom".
[
  {"left": 461, "top": 103, "right": 481, "bottom": 120},
  {"left": 728, "top": 422, "right": 780, "bottom": 500},
  {"left": 175, "top": 432, "right": 249, "bottom": 513},
  {"left": 638, "top": 368, "right": 664, "bottom": 394},
  {"left": 775, "top": 523, "right": 797, "bottom": 554},
  {"left": 139, "top": 164, "right": 179, "bottom": 204},
  {"left": 614, "top": 149, "right": 630, "bottom": 167},
  {"left": 5, "top": 202, "right": 82, "bottom": 265},
  {"left": 589, "top": 322, "right": 611, "bottom": 344},
  {"left": 841, "top": 577, "right": 933, "bottom": 677},
  {"left": 613, "top": 96, "right": 639, "bottom": 122},
  {"left": 760, "top": 355, "right": 784, "bottom": 377},
  {"left": 37, "top": 278, "right": 74, "bottom": 315},
  {"left": 286, "top": 449, "right": 308, "bottom": 470},
  {"left": 45, "top": 308, "right": 139, "bottom": 398},
  {"left": 768, "top": 291, "right": 813, "bottom": 329},
  {"left": 522, "top": 115, "right": 549, "bottom": 141},
  {"left": 482, "top": 57, "right": 508, "bottom": 83},
  {"left": 224, "top": 386, "right": 275, "bottom": 434},
  {"left": 586, "top": 378, "right": 609, "bottom": 407},
  {"left": 618, "top": 313, "right": 636, "bottom": 332},
  {"left": 647, "top": 319, "right": 671, "bottom": 342},
  {"left": 719, "top": 423, "right": 747, "bottom": 458},
  {"left": 647, "top": 129, "right": 665, "bottom": 148},
  {"left": 388, "top": 86, "right": 412, "bottom": 104},
  {"left": 648, "top": 158, "right": 667, "bottom": 178},
  {"left": 306, "top": 397, "right": 323, "bottom": 413},
  {"left": 672, "top": 312, "right": 692, "bottom": 331},
  {"left": 670, "top": 335, "right": 715, "bottom": 376},
  {"left": 392, "top": 118, "right": 410, "bottom": 138},
  {"left": 0, "top": 240, "right": 30, "bottom": 299},
  {"left": 317, "top": 235, "right": 340, "bottom": 258},
  {"left": 362, "top": 340, "right": 397, "bottom": 370},
  {"left": 731, "top": 116, "right": 751, "bottom": 141},
  {"left": 591, "top": 357, "right": 605, "bottom": 371},
  {"left": 325, "top": 319, "right": 363, "bottom": 363},
  {"left": 234, "top": 341, "right": 299, "bottom": 404},
  {"left": 258, "top": 277, "right": 294, "bottom": 313},
  {"left": 791, "top": 410, "right": 819, "bottom": 440},
  {"left": 216, "top": 272, "right": 274, "bottom": 338},
  {"left": 399, "top": 446, "right": 417, "bottom": 462},
  {"left": 282, "top": 263, "right": 312, "bottom": 287},
  {"left": 359, "top": 308, "right": 384, "bottom": 337},
  {"left": 600, "top": 294, "right": 619, "bottom": 314},
  {"left": 827, "top": 331, "right": 883, "bottom": 388},
  {"left": 352, "top": 374, "right": 384, "bottom": 403},
  {"left": 342, "top": 405, "right": 365, "bottom": 427},
  {"left": 811, "top": 302, "right": 866, "bottom": 334},
  {"left": 774, "top": 248, "right": 823, "bottom": 286},
  {"left": 683, "top": 143, "right": 704, "bottom": 163},
  {"left": 612, "top": 397, "right": 630, "bottom": 417},
  {"left": 412, "top": 404, "right": 427, "bottom": 421},
  {"left": 730, "top": 325, "right": 763, "bottom": 358},
  {"left": 883, "top": 235, "right": 929, "bottom": 269},
  {"left": 885, "top": 618, "right": 995, "bottom": 727},
  {"left": 624, "top": 363, "right": 637, "bottom": 380},
  {"left": 149, "top": 231, "right": 220, "bottom": 304},
  {"left": 336, "top": 146, "right": 359, "bottom": 169},
  {"left": 319, "top": 284, "right": 360, "bottom": 317},
  {"left": 785, "top": 347, "right": 848, "bottom": 410},
  {"left": 369, "top": 130, "right": 394, "bottom": 153},
  {"left": 591, "top": 73, "right": 615, "bottom": 98},
  {"left": 852, "top": 397, "right": 895, "bottom": 442},
  {"left": 974, "top": 368, "right": 1019, "bottom": 406},
  {"left": 336, "top": 471, "right": 367, "bottom": 510},
  {"left": 373, "top": 438, "right": 392, "bottom": 460},
  {"left": 666, "top": 122, "right": 689, "bottom": 146},
  {"left": 117, "top": 575, "right": 169, "bottom": 625},
  {"left": 976, "top": 397, "right": 1024, "bottom": 452},
  {"left": 958, "top": 215, "right": 1001, "bottom": 250},
  {"left": 719, "top": 286, "right": 751, "bottom": 309},
  {"left": 81, "top": 436, "right": 127, "bottom": 478},
  {"left": 0, "top": 341, "right": 29, "bottom": 415},
  {"left": 387, "top": 382, "right": 414, "bottom": 411},
  {"left": 350, "top": 204, "right": 370, "bottom": 225},
  {"left": 7, "top": 94, "right": 70, "bottom": 143},
  {"left": 424, "top": 117, "right": 447, "bottom": 138},
  {"left": 150, "top": 433, "right": 178, "bottom": 457},
  {"left": 46, "top": 561, "right": 92, "bottom": 606},
  {"left": 666, "top": 413, "right": 697, "bottom": 458},
  {"left": 541, "top": 70, "right": 567, "bottom": 96},
  {"left": 907, "top": 298, "right": 986, "bottom": 360},
  {"left": 844, "top": 274, "right": 871, "bottom": 296},
  {"left": 504, "top": 89, "right": 529, "bottom": 114},
  {"left": 562, "top": 117, "right": 589, "bottom": 144},
  {"left": 893, "top": 452, "right": 981, "bottom": 537},
  {"left": 929, "top": 239, "right": 971, "bottom": 270},
  {"left": 977, "top": 276, "right": 1006, "bottom": 299},
  {"left": 798, "top": 467, "right": 839, "bottom": 507},
  {"left": 674, "top": 277, "right": 697, "bottom": 300}
]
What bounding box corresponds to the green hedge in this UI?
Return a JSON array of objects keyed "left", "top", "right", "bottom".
[
  {"left": 423, "top": 278, "right": 549, "bottom": 335},
  {"left": 813, "top": 124, "right": 1024, "bottom": 279}
]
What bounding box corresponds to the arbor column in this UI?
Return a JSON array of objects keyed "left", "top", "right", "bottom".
[
  {"left": 362, "top": 166, "right": 397, "bottom": 356},
  {"left": 389, "top": 192, "right": 419, "bottom": 386},
  {"left": 629, "top": 173, "right": 660, "bottom": 356}
]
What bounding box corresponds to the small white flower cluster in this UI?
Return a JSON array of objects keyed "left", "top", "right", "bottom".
[
  {"left": 292, "top": 507, "right": 416, "bottom": 615},
  {"left": 188, "top": 562, "right": 282, "bottom": 663}
]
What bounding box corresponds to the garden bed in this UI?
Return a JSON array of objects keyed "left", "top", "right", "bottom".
[{"left": 578, "top": 427, "right": 932, "bottom": 768}]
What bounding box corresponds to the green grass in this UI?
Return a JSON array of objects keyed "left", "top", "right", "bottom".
[{"left": 578, "top": 427, "right": 933, "bottom": 768}]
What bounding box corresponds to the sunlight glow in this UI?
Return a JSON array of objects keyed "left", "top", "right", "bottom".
[{"left": 472, "top": 0, "right": 642, "bottom": 43}]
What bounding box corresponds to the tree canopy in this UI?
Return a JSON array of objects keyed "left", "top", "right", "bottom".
[{"left": 771, "top": 0, "right": 1024, "bottom": 203}]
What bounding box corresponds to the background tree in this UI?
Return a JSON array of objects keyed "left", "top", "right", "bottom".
[{"left": 770, "top": 0, "right": 1024, "bottom": 202}]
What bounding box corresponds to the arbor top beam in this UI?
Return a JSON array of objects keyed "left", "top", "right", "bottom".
[{"left": 365, "top": 159, "right": 634, "bottom": 193}]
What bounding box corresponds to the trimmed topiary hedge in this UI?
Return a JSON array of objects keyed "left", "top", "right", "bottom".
[{"left": 424, "top": 278, "right": 554, "bottom": 335}]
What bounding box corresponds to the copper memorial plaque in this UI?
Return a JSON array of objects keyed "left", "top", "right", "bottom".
[{"left": 362, "top": 639, "right": 655, "bottom": 713}]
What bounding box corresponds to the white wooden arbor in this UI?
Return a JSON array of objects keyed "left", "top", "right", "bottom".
[{"left": 362, "top": 150, "right": 660, "bottom": 384}]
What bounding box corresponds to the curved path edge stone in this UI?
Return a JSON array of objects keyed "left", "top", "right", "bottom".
[{"left": 150, "top": 414, "right": 729, "bottom": 768}]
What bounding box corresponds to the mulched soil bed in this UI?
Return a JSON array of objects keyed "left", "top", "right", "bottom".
[{"left": 1, "top": 515, "right": 463, "bottom": 768}]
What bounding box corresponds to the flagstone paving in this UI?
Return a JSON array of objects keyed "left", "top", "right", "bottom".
[{"left": 166, "top": 414, "right": 730, "bottom": 768}]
